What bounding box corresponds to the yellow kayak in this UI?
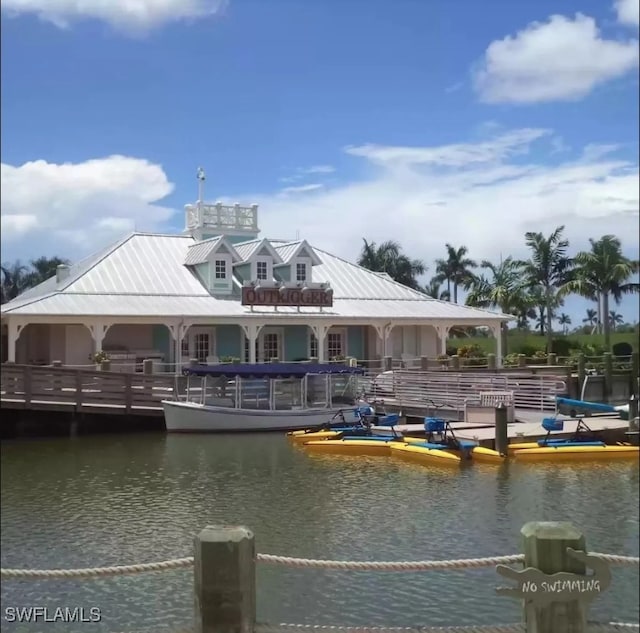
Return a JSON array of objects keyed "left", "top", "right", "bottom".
[
  {"left": 513, "top": 444, "right": 640, "bottom": 463},
  {"left": 302, "top": 438, "right": 406, "bottom": 456},
  {"left": 471, "top": 446, "right": 506, "bottom": 464},
  {"left": 287, "top": 430, "right": 342, "bottom": 444},
  {"left": 389, "top": 442, "right": 461, "bottom": 466}
]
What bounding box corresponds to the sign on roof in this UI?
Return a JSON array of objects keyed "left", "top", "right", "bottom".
[{"left": 241, "top": 286, "right": 333, "bottom": 307}]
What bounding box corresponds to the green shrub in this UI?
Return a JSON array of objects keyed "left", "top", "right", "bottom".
[
  {"left": 511, "top": 344, "right": 539, "bottom": 358},
  {"left": 612, "top": 342, "right": 633, "bottom": 357},
  {"left": 551, "top": 338, "right": 572, "bottom": 356},
  {"left": 456, "top": 344, "right": 486, "bottom": 358}
]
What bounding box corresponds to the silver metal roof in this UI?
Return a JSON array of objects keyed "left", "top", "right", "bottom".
[
  {"left": 184, "top": 236, "right": 222, "bottom": 266},
  {"left": 1, "top": 232, "right": 509, "bottom": 322}
]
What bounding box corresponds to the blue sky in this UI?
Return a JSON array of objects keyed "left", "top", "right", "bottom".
[{"left": 1, "top": 0, "right": 639, "bottom": 324}]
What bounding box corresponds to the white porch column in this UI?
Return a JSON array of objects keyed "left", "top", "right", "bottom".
[
  {"left": 372, "top": 323, "right": 395, "bottom": 357},
  {"left": 6, "top": 319, "right": 25, "bottom": 363},
  {"left": 491, "top": 323, "right": 503, "bottom": 368},
  {"left": 310, "top": 324, "right": 331, "bottom": 363},
  {"left": 167, "top": 321, "right": 191, "bottom": 373},
  {"left": 241, "top": 324, "right": 263, "bottom": 364},
  {"left": 435, "top": 324, "right": 451, "bottom": 356},
  {"left": 85, "top": 321, "right": 112, "bottom": 355}
]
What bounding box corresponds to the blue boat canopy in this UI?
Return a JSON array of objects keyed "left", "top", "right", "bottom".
[{"left": 182, "top": 362, "right": 365, "bottom": 378}]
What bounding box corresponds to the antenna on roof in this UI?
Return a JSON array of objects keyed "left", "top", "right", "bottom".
[{"left": 197, "top": 167, "right": 206, "bottom": 203}]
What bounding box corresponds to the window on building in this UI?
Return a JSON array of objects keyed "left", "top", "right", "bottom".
[
  {"left": 194, "top": 333, "right": 211, "bottom": 362},
  {"left": 296, "top": 262, "right": 307, "bottom": 282},
  {"left": 309, "top": 333, "right": 318, "bottom": 359},
  {"left": 263, "top": 333, "right": 280, "bottom": 361},
  {"left": 327, "top": 331, "right": 344, "bottom": 359},
  {"left": 181, "top": 338, "right": 189, "bottom": 358},
  {"left": 215, "top": 259, "right": 227, "bottom": 279},
  {"left": 256, "top": 260, "right": 268, "bottom": 280}
]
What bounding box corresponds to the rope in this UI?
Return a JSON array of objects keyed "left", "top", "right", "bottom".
[
  {"left": 255, "top": 625, "right": 525, "bottom": 633},
  {"left": 0, "top": 557, "right": 194, "bottom": 579},
  {"left": 255, "top": 625, "right": 639, "bottom": 633},
  {"left": 1, "top": 551, "right": 637, "bottom": 580},
  {"left": 254, "top": 553, "right": 525, "bottom": 571}
]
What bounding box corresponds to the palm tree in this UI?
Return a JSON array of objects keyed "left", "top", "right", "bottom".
[
  {"left": 563, "top": 235, "right": 639, "bottom": 349},
  {"left": 608, "top": 311, "right": 624, "bottom": 331},
  {"left": 558, "top": 313, "right": 572, "bottom": 335},
  {"left": 358, "top": 239, "right": 426, "bottom": 290},
  {"left": 423, "top": 277, "right": 450, "bottom": 301},
  {"left": 521, "top": 226, "right": 573, "bottom": 353},
  {"left": 434, "top": 244, "right": 477, "bottom": 303},
  {"left": 465, "top": 257, "right": 530, "bottom": 355},
  {"left": 583, "top": 308, "right": 598, "bottom": 333},
  {"left": 1, "top": 261, "right": 29, "bottom": 304}
]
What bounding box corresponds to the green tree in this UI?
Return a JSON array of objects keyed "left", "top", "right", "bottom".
[
  {"left": 358, "top": 239, "right": 426, "bottom": 290},
  {"left": 521, "top": 226, "right": 573, "bottom": 353},
  {"left": 1, "top": 261, "right": 29, "bottom": 304},
  {"left": 558, "top": 313, "right": 572, "bottom": 335},
  {"left": 608, "top": 310, "right": 623, "bottom": 331},
  {"left": 563, "top": 235, "right": 639, "bottom": 349},
  {"left": 434, "top": 244, "right": 477, "bottom": 303},
  {"left": 465, "top": 257, "right": 530, "bottom": 355},
  {"left": 25, "top": 256, "right": 70, "bottom": 287},
  {"left": 583, "top": 308, "right": 598, "bottom": 332},
  {"left": 423, "top": 277, "right": 450, "bottom": 301}
]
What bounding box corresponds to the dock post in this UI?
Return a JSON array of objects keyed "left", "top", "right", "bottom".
[
  {"left": 487, "top": 353, "right": 496, "bottom": 370},
  {"left": 628, "top": 395, "right": 639, "bottom": 445},
  {"left": 631, "top": 352, "right": 639, "bottom": 398},
  {"left": 520, "top": 522, "right": 588, "bottom": 633},
  {"left": 517, "top": 354, "right": 527, "bottom": 368},
  {"left": 100, "top": 359, "right": 111, "bottom": 372},
  {"left": 602, "top": 352, "right": 613, "bottom": 403},
  {"left": 383, "top": 356, "right": 392, "bottom": 371},
  {"left": 194, "top": 525, "right": 256, "bottom": 633},
  {"left": 494, "top": 403, "right": 508, "bottom": 456},
  {"left": 547, "top": 353, "right": 557, "bottom": 366},
  {"left": 420, "top": 356, "right": 428, "bottom": 370},
  {"left": 449, "top": 355, "right": 460, "bottom": 370}
]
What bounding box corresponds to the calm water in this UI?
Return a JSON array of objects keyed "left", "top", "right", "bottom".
[{"left": 1, "top": 432, "right": 639, "bottom": 632}]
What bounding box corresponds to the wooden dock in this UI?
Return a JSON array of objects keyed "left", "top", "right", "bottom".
[{"left": 1, "top": 364, "right": 174, "bottom": 416}]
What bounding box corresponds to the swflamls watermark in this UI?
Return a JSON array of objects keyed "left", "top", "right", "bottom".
[{"left": 4, "top": 606, "right": 101, "bottom": 623}]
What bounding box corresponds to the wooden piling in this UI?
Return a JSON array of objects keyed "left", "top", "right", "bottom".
[
  {"left": 494, "top": 403, "right": 508, "bottom": 456},
  {"left": 521, "top": 521, "right": 587, "bottom": 633},
  {"left": 603, "top": 352, "right": 613, "bottom": 403},
  {"left": 383, "top": 356, "right": 392, "bottom": 371},
  {"left": 194, "top": 525, "right": 256, "bottom": 633}
]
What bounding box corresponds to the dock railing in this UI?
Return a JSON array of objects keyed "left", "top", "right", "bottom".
[{"left": 2, "top": 521, "right": 638, "bottom": 633}]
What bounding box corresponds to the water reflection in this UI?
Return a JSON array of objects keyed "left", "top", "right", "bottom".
[{"left": 1, "top": 433, "right": 638, "bottom": 631}]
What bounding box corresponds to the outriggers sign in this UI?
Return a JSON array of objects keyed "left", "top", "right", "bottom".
[{"left": 241, "top": 282, "right": 333, "bottom": 308}]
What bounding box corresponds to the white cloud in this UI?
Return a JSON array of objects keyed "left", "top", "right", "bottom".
[
  {"left": 231, "top": 129, "right": 639, "bottom": 275},
  {"left": 1, "top": 155, "right": 176, "bottom": 260},
  {"left": 303, "top": 165, "right": 335, "bottom": 175},
  {"left": 615, "top": 0, "right": 640, "bottom": 26},
  {"left": 345, "top": 128, "right": 550, "bottom": 168},
  {"left": 280, "top": 183, "right": 324, "bottom": 195},
  {"left": 474, "top": 13, "right": 639, "bottom": 103},
  {"left": 279, "top": 165, "right": 335, "bottom": 183},
  {"left": 1, "top": 0, "right": 228, "bottom": 33}
]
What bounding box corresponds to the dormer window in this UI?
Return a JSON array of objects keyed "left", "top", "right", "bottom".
[
  {"left": 256, "top": 260, "right": 268, "bottom": 280},
  {"left": 296, "top": 262, "right": 308, "bottom": 282},
  {"left": 215, "top": 259, "right": 227, "bottom": 279}
]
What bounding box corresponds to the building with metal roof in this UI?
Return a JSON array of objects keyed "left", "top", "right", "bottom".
[{"left": 1, "top": 197, "right": 510, "bottom": 370}]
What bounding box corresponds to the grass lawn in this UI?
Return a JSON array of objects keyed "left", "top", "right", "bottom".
[{"left": 448, "top": 331, "right": 638, "bottom": 354}]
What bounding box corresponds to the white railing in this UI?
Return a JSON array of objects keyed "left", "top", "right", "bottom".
[{"left": 185, "top": 201, "right": 258, "bottom": 231}]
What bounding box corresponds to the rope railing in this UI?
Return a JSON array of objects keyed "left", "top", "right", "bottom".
[{"left": 2, "top": 551, "right": 638, "bottom": 580}]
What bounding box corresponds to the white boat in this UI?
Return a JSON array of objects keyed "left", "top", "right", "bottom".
[{"left": 162, "top": 362, "right": 367, "bottom": 433}]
